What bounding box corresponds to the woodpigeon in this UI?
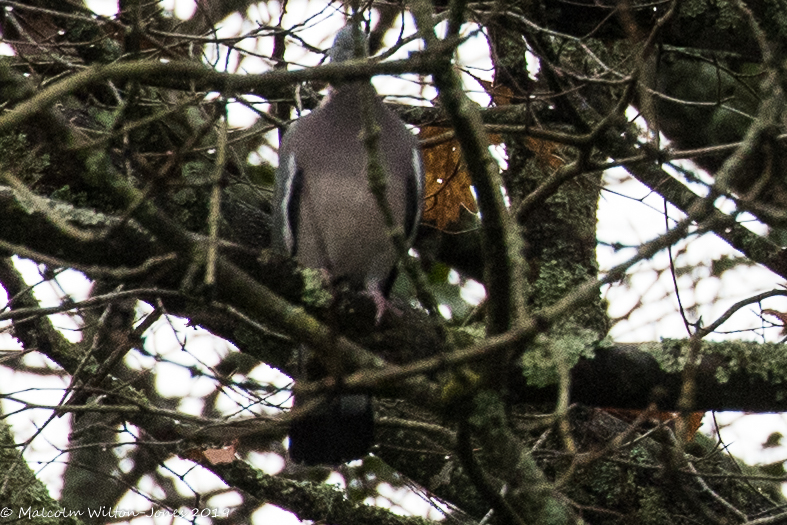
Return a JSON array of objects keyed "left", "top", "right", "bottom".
[{"left": 274, "top": 25, "right": 424, "bottom": 465}]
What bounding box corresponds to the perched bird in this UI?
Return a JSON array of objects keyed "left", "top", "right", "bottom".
[{"left": 273, "top": 25, "right": 424, "bottom": 465}]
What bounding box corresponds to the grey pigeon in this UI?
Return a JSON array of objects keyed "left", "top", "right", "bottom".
[
  {"left": 274, "top": 25, "right": 424, "bottom": 465},
  {"left": 274, "top": 25, "right": 424, "bottom": 319}
]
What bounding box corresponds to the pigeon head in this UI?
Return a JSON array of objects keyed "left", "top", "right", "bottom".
[{"left": 328, "top": 24, "right": 368, "bottom": 63}]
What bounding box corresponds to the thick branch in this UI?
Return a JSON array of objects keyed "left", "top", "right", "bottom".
[
  {"left": 514, "top": 342, "right": 787, "bottom": 413},
  {"left": 4, "top": 188, "right": 787, "bottom": 412},
  {"left": 0, "top": 55, "right": 441, "bottom": 136}
]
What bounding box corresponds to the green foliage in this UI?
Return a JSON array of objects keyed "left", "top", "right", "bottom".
[
  {"left": 676, "top": 0, "right": 787, "bottom": 41},
  {"left": 88, "top": 107, "right": 117, "bottom": 131},
  {"left": 182, "top": 160, "right": 215, "bottom": 186},
  {"left": 440, "top": 367, "right": 482, "bottom": 405},
  {"left": 436, "top": 326, "right": 485, "bottom": 404},
  {"left": 678, "top": 0, "right": 743, "bottom": 31},
  {"left": 710, "top": 254, "right": 754, "bottom": 277},
  {"left": 390, "top": 261, "right": 477, "bottom": 321},
  {"left": 559, "top": 413, "right": 785, "bottom": 524},
  {"left": 0, "top": 132, "right": 50, "bottom": 183},
  {"left": 581, "top": 443, "right": 669, "bottom": 521},
  {"left": 766, "top": 226, "right": 787, "bottom": 248},
  {"left": 299, "top": 268, "right": 333, "bottom": 309},
  {"left": 639, "top": 339, "right": 787, "bottom": 388},
  {"left": 49, "top": 185, "right": 92, "bottom": 209},
  {"left": 0, "top": 422, "right": 83, "bottom": 525},
  {"left": 83, "top": 150, "right": 114, "bottom": 188},
  {"left": 343, "top": 455, "right": 404, "bottom": 503},
  {"left": 533, "top": 260, "right": 593, "bottom": 307},
  {"left": 172, "top": 160, "right": 215, "bottom": 230},
  {"left": 761, "top": 0, "right": 787, "bottom": 40},
  {"left": 656, "top": 52, "right": 762, "bottom": 150},
  {"left": 427, "top": 263, "right": 476, "bottom": 321},
  {"left": 520, "top": 325, "right": 597, "bottom": 387},
  {"left": 64, "top": 19, "right": 122, "bottom": 63},
  {"left": 245, "top": 163, "right": 276, "bottom": 187},
  {"left": 468, "top": 389, "right": 506, "bottom": 428},
  {"left": 446, "top": 325, "right": 485, "bottom": 346}
]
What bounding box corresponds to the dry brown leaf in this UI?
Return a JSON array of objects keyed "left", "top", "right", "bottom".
[
  {"left": 193, "top": 439, "right": 239, "bottom": 465},
  {"left": 476, "top": 78, "right": 515, "bottom": 107},
  {"left": 180, "top": 448, "right": 205, "bottom": 462},
  {"left": 418, "top": 126, "right": 479, "bottom": 231},
  {"left": 417, "top": 124, "right": 562, "bottom": 232},
  {"left": 180, "top": 443, "right": 237, "bottom": 464},
  {"left": 524, "top": 137, "right": 566, "bottom": 171},
  {"left": 680, "top": 411, "right": 705, "bottom": 442},
  {"left": 604, "top": 408, "right": 704, "bottom": 441},
  {"left": 762, "top": 309, "right": 787, "bottom": 335},
  {"left": 763, "top": 309, "right": 787, "bottom": 325},
  {"left": 478, "top": 75, "right": 568, "bottom": 171}
]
